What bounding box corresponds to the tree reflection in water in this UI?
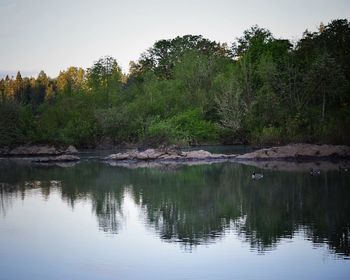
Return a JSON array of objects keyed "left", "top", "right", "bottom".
[{"left": 0, "top": 160, "right": 349, "bottom": 256}]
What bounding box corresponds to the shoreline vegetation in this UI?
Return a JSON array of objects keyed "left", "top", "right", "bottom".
[{"left": 0, "top": 19, "right": 350, "bottom": 148}]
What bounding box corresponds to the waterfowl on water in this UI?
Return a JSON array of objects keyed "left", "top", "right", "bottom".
[
  {"left": 338, "top": 166, "right": 348, "bottom": 172},
  {"left": 252, "top": 172, "right": 264, "bottom": 180},
  {"left": 309, "top": 168, "right": 321, "bottom": 176}
]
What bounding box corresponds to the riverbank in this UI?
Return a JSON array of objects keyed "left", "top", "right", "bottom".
[
  {"left": 1, "top": 143, "right": 350, "bottom": 164},
  {"left": 236, "top": 143, "right": 350, "bottom": 160},
  {"left": 0, "top": 145, "right": 80, "bottom": 162},
  {"left": 104, "top": 143, "right": 350, "bottom": 163}
]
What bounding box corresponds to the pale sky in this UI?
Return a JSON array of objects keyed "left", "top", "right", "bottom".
[{"left": 1, "top": 0, "right": 349, "bottom": 78}]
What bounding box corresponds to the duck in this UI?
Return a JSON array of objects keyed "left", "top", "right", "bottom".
[
  {"left": 309, "top": 168, "right": 321, "bottom": 176},
  {"left": 252, "top": 172, "right": 264, "bottom": 180},
  {"left": 338, "top": 166, "right": 348, "bottom": 172}
]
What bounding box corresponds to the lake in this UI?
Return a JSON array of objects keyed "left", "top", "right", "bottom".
[{"left": 0, "top": 156, "right": 349, "bottom": 280}]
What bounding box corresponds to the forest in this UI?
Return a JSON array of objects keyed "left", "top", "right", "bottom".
[{"left": 0, "top": 19, "right": 349, "bottom": 148}]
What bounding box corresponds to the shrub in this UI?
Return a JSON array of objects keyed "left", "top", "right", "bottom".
[
  {"left": 143, "top": 117, "right": 188, "bottom": 145},
  {"left": 170, "top": 109, "right": 218, "bottom": 144}
]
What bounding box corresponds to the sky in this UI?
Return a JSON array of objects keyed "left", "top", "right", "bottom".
[{"left": 1, "top": 0, "right": 349, "bottom": 78}]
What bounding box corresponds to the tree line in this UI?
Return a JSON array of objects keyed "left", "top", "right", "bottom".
[{"left": 1, "top": 19, "right": 349, "bottom": 147}]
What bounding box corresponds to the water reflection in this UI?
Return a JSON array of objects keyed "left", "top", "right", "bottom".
[{"left": 0, "top": 160, "right": 349, "bottom": 257}]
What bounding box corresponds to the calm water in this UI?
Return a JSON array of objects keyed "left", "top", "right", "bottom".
[{"left": 0, "top": 158, "right": 350, "bottom": 280}]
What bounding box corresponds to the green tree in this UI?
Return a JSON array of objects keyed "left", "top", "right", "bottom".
[
  {"left": 305, "top": 52, "right": 348, "bottom": 122},
  {"left": 57, "top": 67, "right": 85, "bottom": 95},
  {"left": 86, "top": 56, "right": 122, "bottom": 107},
  {"left": 137, "top": 35, "right": 230, "bottom": 79},
  {"left": 0, "top": 102, "right": 24, "bottom": 145}
]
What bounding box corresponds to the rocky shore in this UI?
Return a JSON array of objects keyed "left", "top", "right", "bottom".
[
  {"left": 105, "top": 148, "right": 236, "bottom": 162},
  {"left": 1, "top": 143, "right": 350, "bottom": 165},
  {"left": 0, "top": 145, "right": 80, "bottom": 162},
  {"left": 104, "top": 144, "right": 350, "bottom": 163},
  {"left": 31, "top": 154, "right": 80, "bottom": 163},
  {"left": 236, "top": 144, "right": 350, "bottom": 160}
]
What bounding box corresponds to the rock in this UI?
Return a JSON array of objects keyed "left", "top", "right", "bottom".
[
  {"left": 9, "top": 145, "right": 60, "bottom": 156},
  {"left": 185, "top": 150, "right": 215, "bottom": 159},
  {"left": 54, "top": 155, "right": 80, "bottom": 161},
  {"left": 159, "top": 154, "right": 185, "bottom": 160},
  {"left": 65, "top": 145, "right": 78, "bottom": 154},
  {"left": 31, "top": 155, "right": 80, "bottom": 163},
  {"left": 103, "top": 144, "right": 350, "bottom": 164},
  {"left": 236, "top": 144, "right": 350, "bottom": 160},
  {"left": 135, "top": 149, "right": 165, "bottom": 160},
  {"left": 106, "top": 153, "right": 131, "bottom": 160},
  {"left": 106, "top": 149, "right": 165, "bottom": 160},
  {"left": 105, "top": 148, "right": 236, "bottom": 162},
  {"left": 106, "top": 160, "right": 224, "bottom": 169},
  {"left": 1, "top": 145, "right": 79, "bottom": 157}
]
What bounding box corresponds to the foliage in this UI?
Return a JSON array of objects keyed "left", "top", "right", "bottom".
[
  {"left": 143, "top": 110, "right": 218, "bottom": 145},
  {"left": 143, "top": 117, "right": 187, "bottom": 145},
  {"left": 136, "top": 35, "right": 230, "bottom": 79},
  {"left": 0, "top": 19, "right": 349, "bottom": 147},
  {"left": 0, "top": 102, "right": 24, "bottom": 146},
  {"left": 35, "top": 95, "right": 98, "bottom": 146},
  {"left": 170, "top": 109, "right": 218, "bottom": 144}
]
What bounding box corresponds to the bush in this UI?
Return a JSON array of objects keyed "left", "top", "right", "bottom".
[
  {"left": 170, "top": 109, "right": 218, "bottom": 144},
  {"left": 142, "top": 109, "right": 219, "bottom": 146},
  {"left": 143, "top": 117, "right": 188, "bottom": 145}
]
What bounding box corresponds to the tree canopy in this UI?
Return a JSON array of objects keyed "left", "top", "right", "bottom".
[{"left": 1, "top": 19, "right": 349, "bottom": 147}]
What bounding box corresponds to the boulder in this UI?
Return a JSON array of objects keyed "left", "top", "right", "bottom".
[
  {"left": 1, "top": 145, "right": 79, "bottom": 157},
  {"left": 105, "top": 148, "right": 236, "bottom": 162},
  {"left": 9, "top": 145, "right": 60, "bottom": 156},
  {"left": 185, "top": 150, "right": 214, "bottom": 159},
  {"left": 65, "top": 145, "right": 78, "bottom": 154},
  {"left": 134, "top": 149, "right": 165, "bottom": 160},
  {"left": 236, "top": 144, "right": 350, "bottom": 160},
  {"left": 106, "top": 153, "right": 131, "bottom": 160},
  {"left": 159, "top": 154, "right": 185, "bottom": 160},
  {"left": 32, "top": 155, "right": 80, "bottom": 163}
]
